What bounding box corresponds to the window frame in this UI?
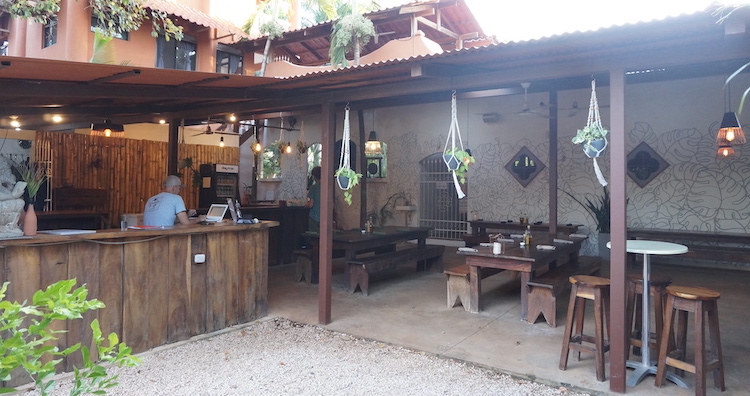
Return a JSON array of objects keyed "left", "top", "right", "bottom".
[
  {"left": 155, "top": 34, "right": 197, "bottom": 71},
  {"left": 43, "top": 16, "right": 58, "bottom": 48}
]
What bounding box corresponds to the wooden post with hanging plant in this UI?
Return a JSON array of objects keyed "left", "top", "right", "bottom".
[
  {"left": 443, "top": 91, "right": 474, "bottom": 198},
  {"left": 572, "top": 79, "right": 609, "bottom": 186},
  {"left": 335, "top": 104, "right": 362, "bottom": 205}
]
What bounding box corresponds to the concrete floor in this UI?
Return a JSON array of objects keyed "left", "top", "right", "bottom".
[{"left": 267, "top": 248, "right": 749, "bottom": 395}]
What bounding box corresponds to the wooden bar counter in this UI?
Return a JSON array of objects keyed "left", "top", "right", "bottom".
[{"left": 0, "top": 221, "right": 277, "bottom": 376}]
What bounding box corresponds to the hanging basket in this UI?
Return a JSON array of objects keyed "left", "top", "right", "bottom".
[
  {"left": 573, "top": 79, "right": 609, "bottom": 187},
  {"left": 337, "top": 174, "right": 351, "bottom": 190},
  {"left": 443, "top": 154, "right": 461, "bottom": 171},
  {"left": 583, "top": 138, "right": 608, "bottom": 159}
]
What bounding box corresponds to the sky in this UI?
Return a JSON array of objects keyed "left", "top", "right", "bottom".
[{"left": 381, "top": 0, "right": 733, "bottom": 42}]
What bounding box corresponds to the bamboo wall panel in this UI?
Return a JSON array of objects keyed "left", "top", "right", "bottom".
[{"left": 35, "top": 132, "right": 240, "bottom": 227}]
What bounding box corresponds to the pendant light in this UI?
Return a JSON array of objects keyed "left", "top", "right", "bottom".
[
  {"left": 716, "top": 81, "right": 746, "bottom": 146},
  {"left": 249, "top": 124, "right": 263, "bottom": 152},
  {"left": 365, "top": 110, "right": 382, "bottom": 155},
  {"left": 717, "top": 145, "right": 736, "bottom": 159},
  {"left": 91, "top": 119, "right": 124, "bottom": 137},
  {"left": 219, "top": 136, "right": 225, "bottom": 147},
  {"left": 365, "top": 130, "right": 382, "bottom": 155},
  {"left": 716, "top": 112, "right": 745, "bottom": 145}
]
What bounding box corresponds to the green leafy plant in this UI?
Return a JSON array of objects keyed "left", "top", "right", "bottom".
[
  {"left": 368, "top": 191, "right": 413, "bottom": 226},
  {"left": 177, "top": 157, "right": 201, "bottom": 187},
  {"left": 572, "top": 124, "right": 609, "bottom": 152},
  {"left": 0, "top": 279, "right": 140, "bottom": 395},
  {"left": 561, "top": 187, "right": 611, "bottom": 233},
  {"left": 4, "top": 0, "right": 183, "bottom": 40},
  {"left": 13, "top": 160, "right": 47, "bottom": 204},
  {"left": 444, "top": 148, "right": 475, "bottom": 184},
  {"left": 330, "top": 13, "right": 375, "bottom": 68},
  {"left": 296, "top": 140, "right": 309, "bottom": 155},
  {"left": 334, "top": 167, "right": 362, "bottom": 205}
]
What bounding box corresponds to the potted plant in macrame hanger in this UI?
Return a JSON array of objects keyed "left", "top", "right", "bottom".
[
  {"left": 335, "top": 105, "right": 362, "bottom": 205},
  {"left": 572, "top": 79, "right": 608, "bottom": 186},
  {"left": 443, "top": 91, "right": 475, "bottom": 198}
]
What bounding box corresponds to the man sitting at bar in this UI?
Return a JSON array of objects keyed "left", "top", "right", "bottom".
[{"left": 144, "top": 175, "right": 203, "bottom": 226}]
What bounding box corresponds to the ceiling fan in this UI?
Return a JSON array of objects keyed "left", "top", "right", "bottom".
[
  {"left": 240, "top": 116, "right": 301, "bottom": 132},
  {"left": 190, "top": 119, "right": 238, "bottom": 136},
  {"left": 514, "top": 82, "right": 549, "bottom": 119}
]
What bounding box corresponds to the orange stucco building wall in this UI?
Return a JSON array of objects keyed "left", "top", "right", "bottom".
[{"left": 7, "top": 0, "right": 227, "bottom": 72}]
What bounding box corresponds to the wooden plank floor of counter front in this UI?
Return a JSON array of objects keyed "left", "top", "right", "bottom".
[
  {"left": 148, "top": 237, "right": 170, "bottom": 349},
  {"left": 67, "top": 242, "right": 102, "bottom": 370},
  {"left": 122, "top": 236, "right": 153, "bottom": 353},
  {"left": 167, "top": 234, "right": 191, "bottom": 343},
  {"left": 0, "top": 223, "right": 274, "bottom": 388}
]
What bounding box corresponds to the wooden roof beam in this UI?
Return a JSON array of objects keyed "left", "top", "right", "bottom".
[{"left": 300, "top": 41, "right": 325, "bottom": 61}]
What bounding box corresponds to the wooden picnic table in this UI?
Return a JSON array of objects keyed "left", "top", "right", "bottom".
[
  {"left": 458, "top": 234, "right": 584, "bottom": 318},
  {"left": 304, "top": 226, "right": 431, "bottom": 283}
]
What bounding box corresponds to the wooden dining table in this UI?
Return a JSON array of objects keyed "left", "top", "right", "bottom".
[
  {"left": 304, "top": 226, "right": 431, "bottom": 283},
  {"left": 458, "top": 234, "right": 585, "bottom": 318}
]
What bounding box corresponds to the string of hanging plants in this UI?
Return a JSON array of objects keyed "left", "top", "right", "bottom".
[
  {"left": 334, "top": 104, "right": 362, "bottom": 205},
  {"left": 572, "top": 79, "right": 608, "bottom": 186},
  {"left": 443, "top": 91, "right": 474, "bottom": 199}
]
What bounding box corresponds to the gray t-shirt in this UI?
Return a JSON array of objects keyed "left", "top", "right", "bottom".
[{"left": 143, "top": 192, "right": 187, "bottom": 226}]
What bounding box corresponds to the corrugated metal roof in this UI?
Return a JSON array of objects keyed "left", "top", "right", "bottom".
[
  {"left": 143, "top": 0, "right": 248, "bottom": 39},
  {"left": 263, "top": 10, "right": 734, "bottom": 81},
  {"left": 2, "top": 9, "right": 748, "bottom": 130}
]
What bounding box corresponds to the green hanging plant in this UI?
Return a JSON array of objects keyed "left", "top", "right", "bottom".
[
  {"left": 334, "top": 167, "right": 362, "bottom": 205},
  {"left": 330, "top": 14, "right": 375, "bottom": 68},
  {"left": 444, "top": 148, "right": 475, "bottom": 184},
  {"left": 572, "top": 124, "right": 609, "bottom": 151}
]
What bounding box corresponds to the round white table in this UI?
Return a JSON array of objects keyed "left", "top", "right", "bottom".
[{"left": 607, "top": 240, "right": 688, "bottom": 387}]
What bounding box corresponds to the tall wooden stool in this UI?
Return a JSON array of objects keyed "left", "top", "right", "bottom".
[
  {"left": 559, "top": 275, "right": 611, "bottom": 381},
  {"left": 626, "top": 273, "right": 672, "bottom": 357},
  {"left": 655, "top": 285, "right": 725, "bottom": 396}
]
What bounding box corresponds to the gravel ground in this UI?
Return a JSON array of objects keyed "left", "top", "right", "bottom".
[{"left": 26, "top": 317, "right": 590, "bottom": 396}]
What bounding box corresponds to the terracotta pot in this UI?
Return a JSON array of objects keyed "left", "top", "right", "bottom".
[{"left": 23, "top": 204, "right": 38, "bottom": 236}]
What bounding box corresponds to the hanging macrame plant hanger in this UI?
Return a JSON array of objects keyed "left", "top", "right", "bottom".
[
  {"left": 583, "top": 79, "right": 608, "bottom": 187},
  {"left": 443, "top": 91, "right": 466, "bottom": 199},
  {"left": 337, "top": 105, "right": 353, "bottom": 190}
]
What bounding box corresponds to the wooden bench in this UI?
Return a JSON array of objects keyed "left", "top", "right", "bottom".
[
  {"left": 628, "top": 228, "right": 750, "bottom": 271},
  {"left": 347, "top": 244, "right": 445, "bottom": 296},
  {"left": 526, "top": 256, "right": 602, "bottom": 327},
  {"left": 444, "top": 265, "right": 504, "bottom": 310},
  {"left": 293, "top": 249, "right": 313, "bottom": 283},
  {"left": 294, "top": 246, "right": 392, "bottom": 284}
]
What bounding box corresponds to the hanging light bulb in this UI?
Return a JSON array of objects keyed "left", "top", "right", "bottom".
[
  {"left": 219, "top": 136, "right": 225, "bottom": 147},
  {"left": 716, "top": 112, "right": 746, "bottom": 145},
  {"left": 365, "top": 130, "right": 383, "bottom": 155},
  {"left": 717, "top": 145, "right": 736, "bottom": 158},
  {"left": 91, "top": 119, "right": 124, "bottom": 137},
  {"left": 9, "top": 115, "right": 21, "bottom": 128},
  {"left": 284, "top": 141, "right": 292, "bottom": 154},
  {"left": 229, "top": 114, "right": 237, "bottom": 122},
  {"left": 716, "top": 81, "right": 746, "bottom": 147}
]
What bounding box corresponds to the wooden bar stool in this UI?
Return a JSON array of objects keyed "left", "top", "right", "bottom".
[
  {"left": 559, "top": 275, "right": 610, "bottom": 382},
  {"left": 655, "top": 285, "right": 725, "bottom": 396},
  {"left": 626, "top": 273, "right": 672, "bottom": 357}
]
